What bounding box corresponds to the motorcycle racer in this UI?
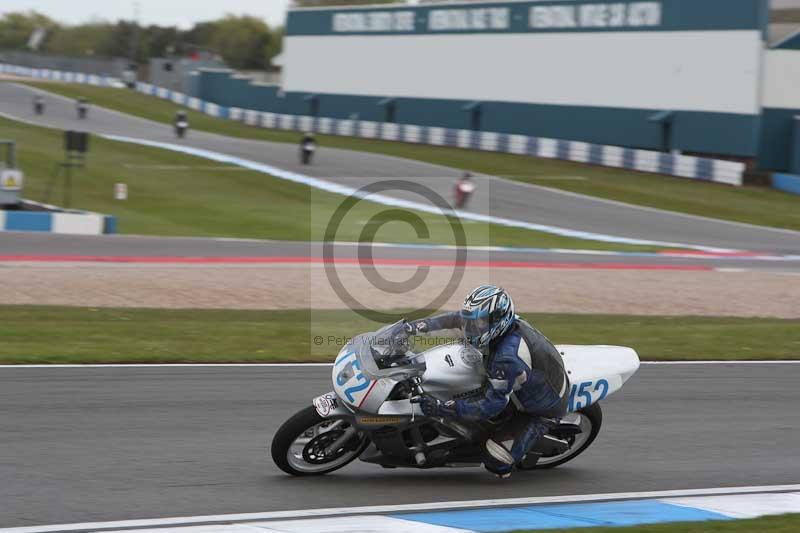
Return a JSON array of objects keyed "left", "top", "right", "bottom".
[{"left": 409, "top": 285, "right": 569, "bottom": 478}]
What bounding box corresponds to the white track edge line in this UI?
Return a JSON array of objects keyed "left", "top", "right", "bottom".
[{"left": 3, "top": 485, "right": 800, "bottom": 533}]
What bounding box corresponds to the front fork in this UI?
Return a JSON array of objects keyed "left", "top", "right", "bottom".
[
  {"left": 312, "top": 392, "right": 362, "bottom": 455},
  {"left": 323, "top": 422, "right": 359, "bottom": 455}
]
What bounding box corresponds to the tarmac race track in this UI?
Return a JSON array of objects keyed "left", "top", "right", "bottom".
[
  {"left": 2, "top": 81, "right": 800, "bottom": 254},
  {"left": 1, "top": 364, "right": 799, "bottom": 528},
  {"left": 1, "top": 232, "right": 799, "bottom": 272}
]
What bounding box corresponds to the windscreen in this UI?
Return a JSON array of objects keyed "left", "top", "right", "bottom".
[{"left": 353, "top": 321, "right": 425, "bottom": 381}]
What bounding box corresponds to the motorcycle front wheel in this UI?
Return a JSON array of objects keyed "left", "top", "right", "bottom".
[{"left": 271, "top": 406, "right": 368, "bottom": 476}]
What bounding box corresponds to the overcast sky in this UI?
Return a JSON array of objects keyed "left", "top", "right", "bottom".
[{"left": 2, "top": 0, "right": 292, "bottom": 28}]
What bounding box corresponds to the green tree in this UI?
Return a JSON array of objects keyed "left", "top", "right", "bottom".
[
  {"left": 0, "top": 11, "right": 59, "bottom": 50},
  {"left": 209, "top": 15, "right": 276, "bottom": 70},
  {"left": 44, "top": 22, "right": 117, "bottom": 57},
  {"left": 2, "top": 11, "right": 283, "bottom": 71}
]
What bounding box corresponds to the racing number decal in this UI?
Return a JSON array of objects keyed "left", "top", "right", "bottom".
[
  {"left": 594, "top": 379, "right": 609, "bottom": 401},
  {"left": 568, "top": 379, "right": 610, "bottom": 411},
  {"left": 335, "top": 350, "right": 372, "bottom": 404}
]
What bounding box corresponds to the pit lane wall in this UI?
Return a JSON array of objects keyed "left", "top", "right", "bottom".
[
  {"left": 282, "top": 0, "right": 767, "bottom": 159},
  {"left": 0, "top": 63, "right": 745, "bottom": 186}
]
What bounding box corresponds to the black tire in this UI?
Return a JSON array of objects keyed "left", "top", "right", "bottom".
[
  {"left": 533, "top": 402, "right": 603, "bottom": 469},
  {"left": 271, "top": 406, "right": 366, "bottom": 476}
]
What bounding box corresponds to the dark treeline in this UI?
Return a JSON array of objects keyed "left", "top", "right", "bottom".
[{"left": 0, "top": 11, "right": 283, "bottom": 70}]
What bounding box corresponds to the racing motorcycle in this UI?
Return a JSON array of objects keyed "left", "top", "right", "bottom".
[
  {"left": 454, "top": 176, "right": 476, "bottom": 209},
  {"left": 174, "top": 111, "right": 189, "bottom": 139},
  {"left": 271, "top": 321, "right": 639, "bottom": 476},
  {"left": 76, "top": 98, "right": 89, "bottom": 120},
  {"left": 300, "top": 138, "right": 316, "bottom": 165}
]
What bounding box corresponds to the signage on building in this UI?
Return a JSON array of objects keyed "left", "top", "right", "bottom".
[{"left": 328, "top": 2, "right": 663, "bottom": 34}]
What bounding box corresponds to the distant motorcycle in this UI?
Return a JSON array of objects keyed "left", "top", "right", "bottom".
[
  {"left": 76, "top": 98, "right": 89, "bottom": 120},
  {"left": 33, "top": 96, "right": 45, "bottom": 115},
  {"left": 454, "top": 175, "right": 476, "bottom": 209},
  {"left": 300, "top": 134, "right": 316, "bottom": 165},
  {"left": 271, "top": 320, "right": 640, "bottom": 476},
  {"left": 175, "top": 111, "right": 189, "bottom": 139}
]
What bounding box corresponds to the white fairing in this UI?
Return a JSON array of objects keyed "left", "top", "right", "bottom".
[
  {"left": 557, "top": 345, "right": 640, "bottom": 412},
  {"left": 331, "top": 342, "right": 484, "bottom": 415},
  {"left": 331, "top": 342, "right": 639, "bottom": 417},
  {"left": 417, "top": 343, "right": 485, "bottom": 399}
]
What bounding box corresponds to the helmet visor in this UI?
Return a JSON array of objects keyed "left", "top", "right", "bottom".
[{"left": 461, "top": 309, "right": 492, "bottom": 342}]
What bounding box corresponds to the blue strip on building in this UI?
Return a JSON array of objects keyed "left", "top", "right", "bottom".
[{"left": 772, "top": 173, "right": 800, "bottom": 195}]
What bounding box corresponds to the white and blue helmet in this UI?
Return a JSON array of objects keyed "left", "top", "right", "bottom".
[{"left": 460, "top": 285, "right": 515, "bottom": 348}]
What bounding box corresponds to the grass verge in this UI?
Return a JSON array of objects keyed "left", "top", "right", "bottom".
[
  {"left": 1, "top": 306, "right": 797, "bottom": 364},
  {"left": 1, "top": 115, "right": 657, "bottom": 250},
  {"left": 514, "top": 514, "right": 800, "bottom": 533},
  {"left": 19, "top": 81, "right": 800, "bottom": 231}
]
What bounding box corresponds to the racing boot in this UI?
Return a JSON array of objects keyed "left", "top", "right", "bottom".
[{"left": 484, "top": 437, "right": 514, "bottom": 479}]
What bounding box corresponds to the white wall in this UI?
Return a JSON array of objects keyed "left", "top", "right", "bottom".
[
  {"left": 763, "top": 49, "right": 800, "bottom": 109},
  {"left": 284, "top": 30, "right": 762, "bottom": 114}
]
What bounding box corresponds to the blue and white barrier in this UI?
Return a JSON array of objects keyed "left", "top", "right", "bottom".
[
  {"left": 1, "top": 63, "right": 746, "bottom": 186},
  {"left": 0, "top": 63, "right": 122, "bottom": 88},
  {"left": 0, "top": 204, "right": 116, "bottom": 235}
]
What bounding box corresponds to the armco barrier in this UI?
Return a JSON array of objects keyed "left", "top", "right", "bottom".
[{"left": 1, "top": 63, "right": 746, "bottom": 186}]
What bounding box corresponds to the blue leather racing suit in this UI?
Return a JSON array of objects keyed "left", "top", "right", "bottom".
[{"left": 413, "top": 312, "right": 569, "bottom": 471}]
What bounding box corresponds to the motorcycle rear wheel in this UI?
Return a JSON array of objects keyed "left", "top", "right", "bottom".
[{"left": 271, "top": 406, "right": 367, "bottom": 476}]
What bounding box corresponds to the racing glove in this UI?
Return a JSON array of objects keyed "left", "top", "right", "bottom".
[
  {"left": 404, "top": 320, "right": 429, "bottom": 336},
  {"left": 418, "top": 394, "right": 457, "bottom": 418}
]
